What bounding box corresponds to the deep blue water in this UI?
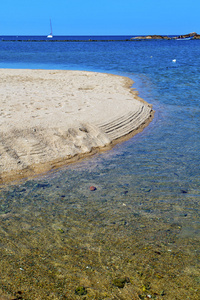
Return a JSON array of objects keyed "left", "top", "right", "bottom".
[
  {"left": 0, "top": 37, "right": 199, "bottom": 238},
  {"left": 1, "top": 35, "right": 175, "bottom": 42},
  {"left": 0, "top": 35, "right": 134, "bottom": 41}
]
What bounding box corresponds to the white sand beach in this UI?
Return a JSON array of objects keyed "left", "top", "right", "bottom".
[{"left": 0, "top": 69, "right": 154, "bottom": 184}]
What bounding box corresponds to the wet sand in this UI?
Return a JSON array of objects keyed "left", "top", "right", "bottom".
[{"left": 0, "top": 69, "right": 153, "bottom": 184}]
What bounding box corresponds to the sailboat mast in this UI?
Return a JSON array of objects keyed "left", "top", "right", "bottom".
[
  {"left": 50, "top": 19, "right": 52, "bottom": 35},
  {"left": 47, "top": 19, "right": 53, "bottom": 38}
]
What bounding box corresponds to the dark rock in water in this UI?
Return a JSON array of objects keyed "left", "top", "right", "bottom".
[
  {"left": 75, "top": 286, "right": 87, "bottom": 295},
  {"left": 36, "top": 183, "right": 50, "bottom": 189},
  {"left": 141, "top": 187, "right": 151, "bottom": 192},
  {"left": 18, "top": 188, "right": 26, "bottom": 192},
  {"left": 113, "top": 277, "right": 130, "bottom": 288},
  {"left": 181, "top": 189, "right": 188, "bottom": 194},
  {"left": 121, "top": 190, "right": 128, "bottom": 195},
  {"left": 13, "top": 290, "right": 23, "bottom": 299},
  {"left": 90, "top": 186, "right": 97, "bottom": 191}
]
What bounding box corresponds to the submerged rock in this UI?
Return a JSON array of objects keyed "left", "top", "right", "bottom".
[
  {"left": 75, "top": 286, "right": 87, "bottom": 295},
  {"left": 89, "top": 186, "right": 97, "bottom": 191},
  {"left": 113, "top": 277, "right": 130, "bottom": 288}
]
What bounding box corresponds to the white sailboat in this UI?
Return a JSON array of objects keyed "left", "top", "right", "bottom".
[{"left": 47, "top": 19, "right": 53, "bottom": 38}]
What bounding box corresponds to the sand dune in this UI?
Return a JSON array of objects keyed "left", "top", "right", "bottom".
[{"left": 0, "top": 69, "right": 154, "bottom": 184}]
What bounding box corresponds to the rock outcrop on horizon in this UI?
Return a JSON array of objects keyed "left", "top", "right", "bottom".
[
  {"left": 131, "top": 35, "right": 170, "bottom": 40},
  {"left": 175, "top": 32, "right": 200, "bottom": 39},
  {"left": 131, "top": 32, "right": 200, "bottom": 40}
]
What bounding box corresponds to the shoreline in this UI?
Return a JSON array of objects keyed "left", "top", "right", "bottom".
[{"left": 0, "top": 69, "right": 154, "bottom": 185}]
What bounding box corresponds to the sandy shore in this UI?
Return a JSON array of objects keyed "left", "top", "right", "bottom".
[{"left": 0, "top": 69, "right": 154, "bottom": 184}]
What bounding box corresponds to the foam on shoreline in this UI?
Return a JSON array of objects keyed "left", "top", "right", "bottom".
[{"left": 0, "top": 69, "right": 154, "bottom": 184}]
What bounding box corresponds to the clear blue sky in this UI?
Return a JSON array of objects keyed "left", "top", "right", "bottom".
[{"left": 0, "top": 0, "right": 199, "bottom": 36}]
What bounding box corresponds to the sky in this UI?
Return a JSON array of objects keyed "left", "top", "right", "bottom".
[{"left": 0, "top": 0, "right": 199, "bottom": 36}]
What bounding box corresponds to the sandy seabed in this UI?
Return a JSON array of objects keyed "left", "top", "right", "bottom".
[{"left": 0, "top": 69, "right": 153, "bottom": 184}]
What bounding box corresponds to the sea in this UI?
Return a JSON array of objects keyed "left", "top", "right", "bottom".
[{"left": 0, "top": 36, "right": 199, "bottom": 299}]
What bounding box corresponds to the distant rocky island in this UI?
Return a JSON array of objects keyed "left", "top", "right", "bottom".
[{"left": 131, "top": 32, "right": 200, "bottom": 40}]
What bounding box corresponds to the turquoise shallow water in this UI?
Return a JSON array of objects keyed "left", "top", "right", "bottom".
[{"left": 0, "top": 38, "right": 199, "bottom": 298}]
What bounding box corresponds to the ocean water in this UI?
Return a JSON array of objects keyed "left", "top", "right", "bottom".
[
  {"left": 0, "top": 37, "right": 199, "bottom": 299},
  {"left": 0, "top": 35, "right": 134, "bottom": 41}
]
